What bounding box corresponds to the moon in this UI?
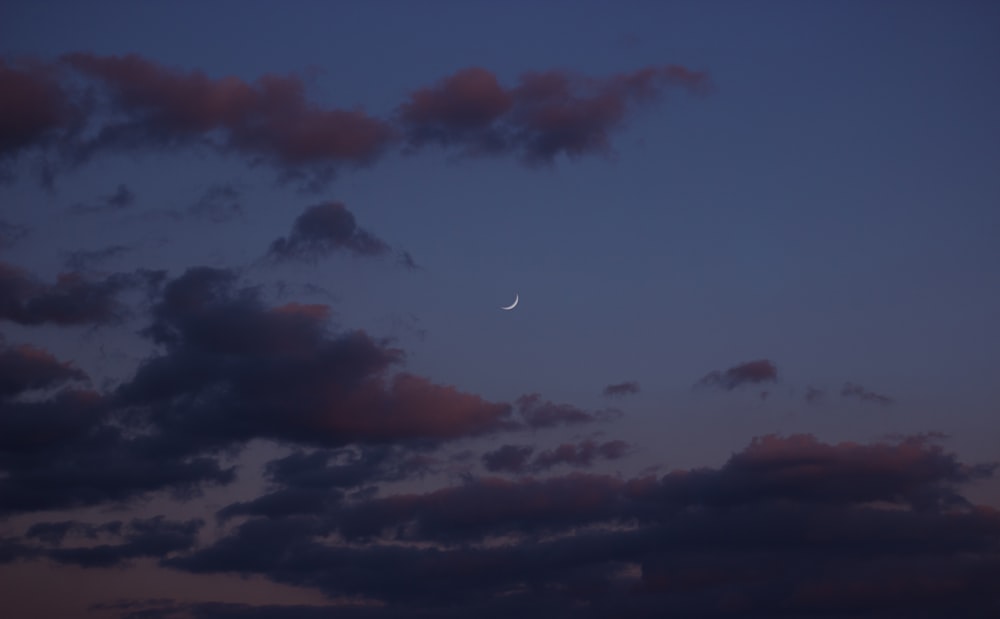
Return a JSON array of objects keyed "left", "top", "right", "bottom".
[{"left": 501, "top": 294, "right": 519, "bottom": 311}]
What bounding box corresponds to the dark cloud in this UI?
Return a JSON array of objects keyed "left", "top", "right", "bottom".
[
  {"left": 118, "top": 267, "right": 515, "bottom": 453},
  {"left": 841, "top": 382, "right": 894, "bottom": 406},
  {"left": 602, "top": 380, "right": 639, "bottom": 397},
  {"left": 61, "top": 52, "right": 396, "bottom": 182},
  {"left": 25, "top": 520, "right": 122, "bottom": 545},
  {"left": 0, "top": 261, "right": 147, "bottom": 326},
  {"left": 696, "top": 358, "right": 778, "bottom": 391},
  {"left": 216, "top": 487, "right": 337, "bottom": 523},
  {"left": 483, "top": 440, "right": 630, "bottom": 474},
  {"left": 0, "top": 338, "right": 234, "bottom": 515},
  {"left": 0, "top": 536, "right": 38, "bottom": 565},
  {"left": 40, "top": 517, "right": 202, "bottom": 568},
  {"left": 481, "top": 444, "right": 534, "bottom": 473},
  {"left": 0, "top": 58, "right": 77, "bottom": 162},
  {"left": 399, "top": 65, "right": 711, "bottom": 163},
  {"left": 89, "top": 600, "right": 368, "bottom": 619},
  {"left": 0, "top": 384, "right": 235, "bottom": 513},
  {"left": 63, "top": 244, "right": 132, "bottom": 270},
  {"left": 0, "top": 342, "right": 86, "bottom": 398},
  {"left": 157, "top": 434, "right": 999, "bottom": 617},
  {"left": 531, "top": 439, "right": 630, "bottom": 471},
  {"left": 216, "top": 446, "right": 437, "bottom": 522},
  {"left": 268, "top": 202, "right": 390, "bottom": 262},
  {"left": 397, "top": 250, "right": 420, "bottom": 271},
  {"left": 515, "top": 393, "right": 614, "bottom": 428}
]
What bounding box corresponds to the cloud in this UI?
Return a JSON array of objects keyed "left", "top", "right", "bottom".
[
  {"left": 481, "top": 444, "right": 534, "bottom": 473},
  {"left": 531, "top": 439, "right": 630, "bottom": 471},
  {"left": 61, "top": 52, "right": 396, "bottom": 182},
  {"left": 268, "top": 202, "right": 390, "bottom": 262},
  {"left": 216, "top": 445, "right": 434, "bottom": 522},
  {"left": 483, "top": 440, "right": 630, "bottom": 474},
  {"left": 25, "top": 520, "right": 122, "bottom": 545},
  {"left": 602, "top": 380, "right": 639, "bottom": 397},
  {"left": 397, "top": 250, "right": 420, "bottom": 271},
  {"left": 118, "top": 267, "right": 515, "bottom": 453},
  {"left": 0, "top": 58, "right": 77, "bottom": 163},
  {"left": 0, "top": 261, "right": 148, "bottom": 326},
  {"left": 160, "top": 434, "right": 998, "bottom": 617},
  {"left": 515, "top": 393, "right": 615, "bottom": 428},
  {"left": 4, "top": 55, "right": 709, "bottom": 186},
  {"left": 5, "top": 431, "right": 996, "bottom": 615},
  {"left": 841, "top": 382, "right": 894, "bottom": 406},
  {"left": 696, "top": 358, "right": 778, "bottom": 391},
  {"left": 399, "top": 65, "right": 711, "bottom": 163},
  {"left": 0, "top": 342, "right": 87, "bottom": 398},
  {"left": 40, "top": 517, "right": 202, "bottom": 568},
  {"left": 0, "top": 382, "right": 235, "bottom": 514}
]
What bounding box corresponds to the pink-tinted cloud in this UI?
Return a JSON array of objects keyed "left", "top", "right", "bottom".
[
  {"left": 4, "top": 55, "right": 709, "bottom": 183},
  {"left": 0, "top": 58, "right": 76, "bottom": 161},
  {"left": 399, "top": 64, "right": 711, "bottom": 163},
  {"left": 398, "top": 67, "right": 512, "bottom": 150},
  {"left": 121, "top": 268, "right": 515, "bottom": 451},
  {"left": 0, "top": 261, "right": 144, "bottom": 326},
  {"left": 696, "top": 358, "right": 778, "bottom": 391},
  {"left": 0, "top": 342, "right": 86, "bottom": 398},
  {"left": 61, "top": 53, "right": 396, "bottom": 178},
  {"left": 154, "top": 434, "right": 1000, "bottom": 617}
]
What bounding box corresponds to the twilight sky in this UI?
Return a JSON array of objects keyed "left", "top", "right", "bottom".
[{"left": 2, "top": 1, "right": 999, "bottom": 617}]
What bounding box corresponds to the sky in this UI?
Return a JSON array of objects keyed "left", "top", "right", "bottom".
[{"left": 1, "top": 1, "right": 999, "bottom": 617}]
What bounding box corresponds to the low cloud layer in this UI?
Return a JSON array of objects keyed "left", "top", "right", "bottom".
[{"left": 49, "top": 433, "right": 995, "bottom": 618}]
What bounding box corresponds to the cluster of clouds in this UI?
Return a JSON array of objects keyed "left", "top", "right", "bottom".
[
  {"left": 0, "top": 266, "right": 617, "bottom": 516},
  {"left": 697, "top": 358, "right": 895, "bottom": 406},
  {"left": 0, "top": 261, "right": 996, "bottom": 617},
  {"left": 4, "top": 430, "right": 997, "bottom": 617},
  {"left": 2, "top": 52, "right": 997, "bottom": 617},
  {"left": 1, "top": 54, "right": 711, "bottom": 186}
]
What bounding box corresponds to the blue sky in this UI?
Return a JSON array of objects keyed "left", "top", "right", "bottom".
[{"left": 1, "top": 2, "right": 999, "bottom": 617}]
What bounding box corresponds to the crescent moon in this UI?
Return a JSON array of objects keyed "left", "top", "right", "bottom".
[{"left": 501, "top": 294, "right": 519, "bottom": 311}]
